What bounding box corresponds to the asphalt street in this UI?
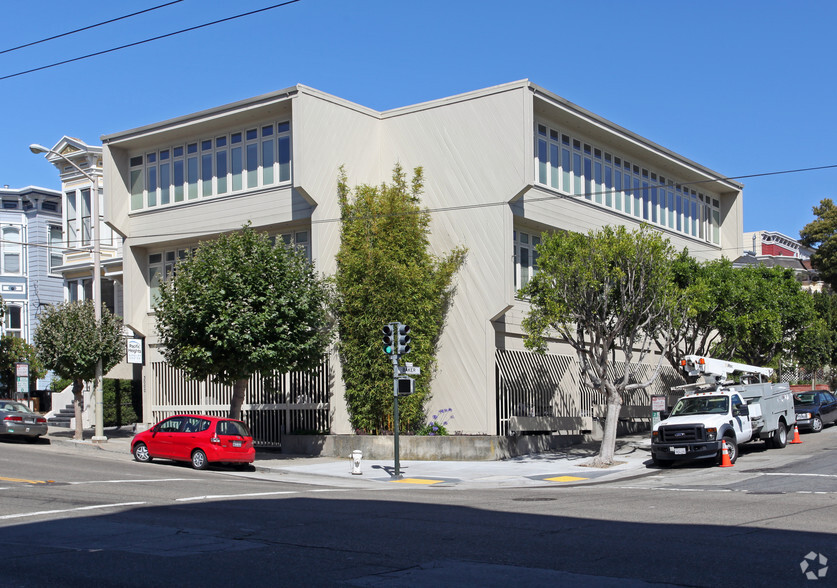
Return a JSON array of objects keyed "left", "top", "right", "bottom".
[{"left": 1, "top": 426, "right": 836, "bottom": 586}]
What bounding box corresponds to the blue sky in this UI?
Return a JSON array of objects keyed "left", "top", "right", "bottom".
[{"left": 1, "top": 0, "right": 835, "bottom": 240}]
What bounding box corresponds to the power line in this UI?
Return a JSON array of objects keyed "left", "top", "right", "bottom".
[
  {"left": 0, "top": 1, "right": 186, "bottom": 56},
  {"left": 0, "top": 0, "right": 302, "bottom": 82}
]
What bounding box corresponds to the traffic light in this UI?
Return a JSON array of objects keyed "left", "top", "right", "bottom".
[
  {"left": 382, "top": 324, "right": 394, "bottom": 355},
  {"left": 397, "top": 324, "right": 411, "bottom": 355}
]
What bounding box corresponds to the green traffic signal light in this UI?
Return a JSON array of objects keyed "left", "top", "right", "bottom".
[{"left": 382, "top": 324, "right": 394, "bottom": 355}]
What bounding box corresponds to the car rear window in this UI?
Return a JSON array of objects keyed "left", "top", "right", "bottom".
[
  {"left": 794, "top": 394, "right": 816, "bottom": 405},
  {"left": 216, "top": 420, "right": 251, "bottom": 436}
]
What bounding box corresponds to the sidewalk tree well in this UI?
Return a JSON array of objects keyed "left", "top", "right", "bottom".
[
  {"left": 153, "top": 225, "right": 333, "bottom": 420},
  {"left": 335, "top": 165, "right": 466, "bottom": 433},
  {"left": 522, "top": 225, "right": 678, "bottom": 467},
  {"left": 0, "top": 335, "right": 45, "bottom": 396},
  {"left": 33, "top": 301, "right": 125, "bottom": 440}
]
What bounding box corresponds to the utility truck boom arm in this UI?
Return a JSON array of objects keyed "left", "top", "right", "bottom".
[{"left": 680, "top": 355, "right": 773, "bottom": 383}]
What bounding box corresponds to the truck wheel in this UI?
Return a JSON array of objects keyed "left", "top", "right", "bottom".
[
  {"left": 769, "top": 421, "right": 787, "bottom": 449},
  {"left": 718, "top": 437, "right": 738, "bottom": 465},
  {"left": 652, "top": 456, "right": 673, "bottom": 468}
]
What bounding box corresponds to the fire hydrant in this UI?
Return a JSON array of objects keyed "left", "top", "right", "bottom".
[{"left": 351, "top": 450, "right": 363, "bottom": 475}]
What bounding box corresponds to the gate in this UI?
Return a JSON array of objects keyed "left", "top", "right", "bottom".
[{"left": 152, "top": 357, "right": 331, "bottom": 448}]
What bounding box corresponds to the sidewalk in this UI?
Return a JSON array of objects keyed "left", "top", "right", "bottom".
[{"left": 44, "top": 426, "right": 655, "bottom": 489}]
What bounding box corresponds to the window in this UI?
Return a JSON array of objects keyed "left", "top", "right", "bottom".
[
  {"left": 130, "top": 121, "right": 291, "bottom": 211},
  {"left": 148, "top": 248, "right": 189, "bottom": 307},
  {"left": 66, "top": 191, "right": 78, "bottom": 245},
  {"left": 2, "top": 227, "right": 21, "bottom": 274},
  {"left": 4, "top": 305, "right": 22, "bottom": 338},
  {"left": 514, "top": 229, "right": 540, "bottom": 291},
  {"left": 49, "top": 225, "right": 63, "bottom": 273},
  {"left": 80, "top": 189, "right": 92, "bottom": 245},
  {"left": 534, "top": 121, "right": 722, "bottom": 246},
  {"left": 278, "top": 230, "right": 311, "bottom": 261}
]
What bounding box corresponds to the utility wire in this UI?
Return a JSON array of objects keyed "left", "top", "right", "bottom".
[
  {"left": 0, "top": 0, "right": 302, "bottom": 82},
  {"left": 0, "top": 1, "right": 186, "bottom": 56}
]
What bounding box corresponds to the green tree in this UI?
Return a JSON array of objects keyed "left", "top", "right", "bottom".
[
  {"left": 154, "top": 225, "right": 333, "bottom": 420},
  {"left": 0, "top": 336, "right": 45, "bottom": 396},
  {"left": 800, "top": 198, "right": 837, "bottom": 290},
  {"left": 335, "top": 165, "right": 466, "bottom": 433},
  {"left": 664, "top": 253, "right": 737, "bottom": 374},
  {"left": 812, "top": 290, "right": 837, "bottom": 368},
  {"left": 34, "top": 301, "right": 125, "bottom": 440},
  {"left": 522, "top": 225, "right": 678, "bottom": 466},
  {"left": 713, "top": 265, "right": 814, "bottom": 367}
]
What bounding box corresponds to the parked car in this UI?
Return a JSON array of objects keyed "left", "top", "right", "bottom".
[
  {"left": 131, "top": 414, "right": 255, "bottom": 469},
  {"left": 0, "top": 399, "right": 48, "bottom": 442},
  {"left": 793, "top": 391, "right": 837, "bottom": 433}
]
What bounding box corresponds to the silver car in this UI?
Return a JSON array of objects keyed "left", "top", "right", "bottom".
[{"left": 0, "top": 400, "right": 48, "bottom": 441}]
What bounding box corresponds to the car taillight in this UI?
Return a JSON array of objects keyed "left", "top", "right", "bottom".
[
  {"left": 210, "top": 436, "right": 221, "bottom": 444},
  {"left": 4, "top": 416, "right": 22, "bottom": 422},
  {"left": 36, "top": 417, "right": 46, "bottom": 424}
]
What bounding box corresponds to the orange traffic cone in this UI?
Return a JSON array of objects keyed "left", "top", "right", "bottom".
[
  {"left": 790, "top": 424, "right": 803, "bottom": 444},
  {"left": 719, "top": 440, "right": 734, "bottom": 468}
]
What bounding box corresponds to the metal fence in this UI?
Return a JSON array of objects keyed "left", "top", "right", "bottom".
[
  {"left": 151, "top": 358, "right": 331, "bottom": 447},
  {"left": 495, "top": 349, "right": 684, "bottom": 436}
]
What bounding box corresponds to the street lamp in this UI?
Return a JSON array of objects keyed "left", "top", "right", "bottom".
[{"left": 30, "top": 143, "right": 106, "bottom": 444}]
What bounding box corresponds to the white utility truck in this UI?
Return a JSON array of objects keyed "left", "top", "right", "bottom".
[{"left": 651, "top": 355, "right": 796, "bottom": 466}]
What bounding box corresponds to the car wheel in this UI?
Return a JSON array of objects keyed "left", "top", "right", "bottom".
[
  {"left": 191, "top": 449, "right": 208, "bottom": 470},
  {"left": 718, "top": 437, "right": 738, "bottom": 465},
  {"left": 770, "top": 421, "right": 787, "bottom": 449},
  {"left": 811, "top": 416, "right": 823, "bottom": 433},
  {"left": 133, "top": 442, "right": 152, "bottom": 463}
]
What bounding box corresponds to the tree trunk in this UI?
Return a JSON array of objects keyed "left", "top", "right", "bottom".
[
  {"left": 72, "top": 378, "right": 84, "bottom": 441},
  {"left": 592, "top": 393, "right": 622, "bottom": 467},
  {"left": 229, "top": 378, "right": 249, "bottom": 420}
]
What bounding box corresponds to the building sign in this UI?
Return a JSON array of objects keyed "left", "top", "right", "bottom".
[{"left": 127, "top": 338, "right": 144, "bottom": 365}]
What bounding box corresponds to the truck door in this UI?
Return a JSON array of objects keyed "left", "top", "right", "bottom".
[{"left": 730, "top": 393, "right": 752, "bottom": 443}]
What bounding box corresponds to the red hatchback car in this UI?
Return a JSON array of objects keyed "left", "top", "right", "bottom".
[{"left": 131, "top": 415, "right": 256, "bottom": 470}]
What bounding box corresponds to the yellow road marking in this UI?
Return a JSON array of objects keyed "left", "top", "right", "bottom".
[
  {"left": 544, "top": 476, "right": 588, "bottom": 483},
  {"left": 0, "top": 476, "right": 53, "bottom": 484},
  {"left": 392, "top": 477, "right": 444, "bottom": 485}
]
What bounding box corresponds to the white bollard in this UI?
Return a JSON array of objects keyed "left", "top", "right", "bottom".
[{"left": 351, "top": 450, "right": 363, "bottom": 475}]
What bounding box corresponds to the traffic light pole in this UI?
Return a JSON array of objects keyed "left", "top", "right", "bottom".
[{"left": 391, "top": 354, "right": 402, "bottom": 479}]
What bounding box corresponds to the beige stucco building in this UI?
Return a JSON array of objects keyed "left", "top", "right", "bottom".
[{"left": 101, "top": 80, "right": 743, "bottom": 440}]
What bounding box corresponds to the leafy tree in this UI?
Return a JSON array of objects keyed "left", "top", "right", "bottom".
[
  {"left": 335, "top": 165, "right": 466, "bottom": 433},
  {"left": 664, "top": 253, "right": 738, "bottom": 375},
  {"left": 713, "top": 265, "right": 814, "bottom": 367},
  {"left": 800, "top": 198, "right": 837, "bottom": 289},
  {"left": 154, "top": 225, "right": 332, "bottom": 420},
  {"left": 522, "top": 225, "right": 678, "bottom": 466},
  {"left": 34, "top": 301, "right": 125, "bottom": 440},
  {"left": 791, "top": 315, "right": 831, "bottom": 385},
  {"left": 812, "top": 290, "right": 837, "bottom": 368},
  {"left": 0, "top": 336, "right": 46, "bottom": 396}
]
